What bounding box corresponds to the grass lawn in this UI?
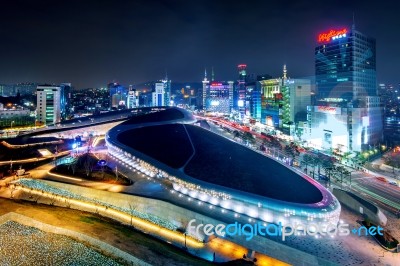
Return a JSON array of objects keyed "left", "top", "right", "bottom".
[{"left": 0, "top": 198, "right": 220, "bottom": 266}]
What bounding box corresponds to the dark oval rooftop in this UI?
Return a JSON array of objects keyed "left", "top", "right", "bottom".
[
  {"left": 117, "top": 122, "right": 323, "bottom": 204},
  {"left": 121, "top": 108, "right": 184, "bottom": 125}
]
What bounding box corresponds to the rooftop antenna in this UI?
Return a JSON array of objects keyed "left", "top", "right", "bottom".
[
  {"left": 352, "top": 12, "right": 356, "bottom": 30},
  {"left": 282, "top": 64, "right": 287, "bottom": 86},
  {"left": 211, "top": 67, "right": 215, "bottom": 81},
  {"left": 204, "top": 68, "right": 207, "bottom": 81},
  {"left": 283, "top": 64, "right": 287, "bottom": 79}
]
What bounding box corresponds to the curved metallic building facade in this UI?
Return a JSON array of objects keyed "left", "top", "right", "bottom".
[{"left": 106, "top": 107, "right": 341, "bottom": 228}]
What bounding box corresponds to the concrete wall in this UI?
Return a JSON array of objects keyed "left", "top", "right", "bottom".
[
  {"left": 43, "top": 180, "right": 336, "bottom": 266},
  {"left": 333, "top": 188, "right": 387, "bottom": 226}
]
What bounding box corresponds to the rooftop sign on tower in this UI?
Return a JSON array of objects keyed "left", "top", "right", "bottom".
[{"left": 318, "top": 28, "right": 347, "bottom": 43}]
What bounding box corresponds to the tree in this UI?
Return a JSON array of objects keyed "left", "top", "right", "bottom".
[
  {"left": 295, "top": 126, "right": 304, "bottom": 141},
  {"left": 68, "top": 157, "right": 78, "bottom": 175},
  {"left": 384, "top": 152, "right": 400, "bottom": 173},
  {"left": 83, "top": 154, "right": 94, "bottom": 177},
  {"left": 309, "top": 156, "right": 319, "bottom": 179},
  {"left": 179, "top": 218, "right": 191, "bottom": 250},
  {"left": 321, "top": 158, "right": 334, "bottom": 171},
  {"left": 321, "top": 159, "right": 334, "bottom": 185},
  {"left": 302, "top": 154, "right": 313, "bottom": 174},
  {"left": 49, "top": 194, "right": 57, "bottom": 206},
  {"left": 284, "top": 145, "right": 296, "bottom": 164},
  {"left": 233, "top": 130, "right": 240, "bottom": 140},
  {"left": 301, "top": 153, "right": 321, "bottom": 178},
  {"left": 334, "top": 166, "right": 349, "bottom": 187},
  {"left": 128, "top": 203, "right": 138, "bottom": 226},
  {"left": 242, "top": 132, "right": 255, "bottom": 145}
]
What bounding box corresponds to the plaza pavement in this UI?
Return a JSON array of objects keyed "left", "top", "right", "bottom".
[{"left": 17, "top": 155, "right": 399, "bottom": 266}]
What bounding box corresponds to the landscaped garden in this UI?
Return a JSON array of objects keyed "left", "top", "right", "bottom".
[
  {"left": 50, "top": 153, "right": 132, "bottom": 186},
  {"left": 361, "top": 220, "right": 399, "bottom": 250}
]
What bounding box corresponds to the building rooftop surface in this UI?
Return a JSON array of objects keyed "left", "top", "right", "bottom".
[{"left": 116, "top": 109, "right": 323, "bottom": 204}]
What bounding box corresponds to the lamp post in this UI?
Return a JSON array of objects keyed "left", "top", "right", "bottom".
[{"left": 11, "top": 121, "right": 15, "bottom": 130}]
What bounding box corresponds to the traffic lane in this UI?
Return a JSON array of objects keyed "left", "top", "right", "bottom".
[{"left": 355, "top": 178, "right": 400, "bottom": 202}]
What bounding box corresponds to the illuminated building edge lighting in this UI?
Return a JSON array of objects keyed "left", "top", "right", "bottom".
[{"left": 106, "top": 108, "right": 341, "bottom": 229}]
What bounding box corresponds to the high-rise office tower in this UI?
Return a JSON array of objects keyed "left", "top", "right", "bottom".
[
  {"left": 161, "top": 74, "right": 171, "bottom": 106},
  {"left": 60, "top": 83, "right": 71, "bottom": 120},
  {"left": 236, "top": 64, "right": 247, "bottom": 118},
  {"left": 152, "top": 82, "right": 165, "bottom": 106},
  {"left": 315, "top": 26, "right": 376, "bottom": 102},
  {"left": 201, "top": 69, "right": 209, "bottom": 111},
  {"left": 258, "top": 66, "right": 311, "bottom": 134},
  {"left": 127, "top": 85, "right": 138, "bottom": 108},
  {"left": 108, "top": 82, "right": 128, "bottom": 109},
  {"left": 36, "top": 85, "right": 61, "bottom": 125},
  {"left": 205, "top": 81, "right": 234, "bottom": 114},
  {"left": 306, "top": 25, "right": 382, "bottom": 152}
]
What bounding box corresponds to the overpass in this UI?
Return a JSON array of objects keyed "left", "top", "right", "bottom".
[{"left": 10, "top": 107, "right": 171, "bottom": 139}]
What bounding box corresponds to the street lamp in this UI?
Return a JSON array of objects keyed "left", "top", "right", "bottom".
[{"left": 11, "top": 121, "right": 15, "bottom": 130}]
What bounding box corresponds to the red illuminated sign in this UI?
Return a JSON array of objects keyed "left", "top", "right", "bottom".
[
  {"left": 316, "top": 106, "right": 341, "bottom": 114},
  {"left": 318, "top": 28, "right": 347, "bottom": 43}
]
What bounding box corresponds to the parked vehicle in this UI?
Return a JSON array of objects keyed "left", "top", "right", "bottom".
[{"left": 319, "top": 174, "right": 329, "bottom": 181}]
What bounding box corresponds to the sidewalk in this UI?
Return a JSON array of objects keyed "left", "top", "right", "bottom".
[{"left": 367, "top": 158, "right": 400, "bottom": 180}]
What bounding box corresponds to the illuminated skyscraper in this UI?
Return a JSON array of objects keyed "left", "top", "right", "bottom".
[
  {"left": 306, "top": 25, "right": 382, "bottom": 152},
  {"left": 108, "top": 82, "right": 128, "bottom": 109},
  {"left": 127, "top": 85, "right": 138, "bottom": 108},
  {"left": 315, "top": 26, "right": 376, "bottom": 102},
  {"left": 60, "top": 83, "right": 71, "bottom": 120},
  {"left": 205, "top": 81, "right": 234, "bottom": 114},
  {"left": 152, "top": 82, "right": 165, "bottom": 106},
  {"left": 161, "top": 74, "right": 171, "bottom": 106},
  {"left": 236, "top": 64, "right": 247, "bottom": 117},
  {"left": 259, "top": 66, "right": 311, "bottom": 134},
  {"left": 36, "top": 85, "right": 61, "bottom": 125},
  {"left": 201, "top": 69, "right": 209, "bottom": 110}
]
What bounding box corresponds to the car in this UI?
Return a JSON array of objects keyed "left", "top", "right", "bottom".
[
  {"left": 376, "top": 176, "right": 387, "bottom": 182},
  {"left": 318, "top": 174, "right": 329, "bottom": 181},
  {"left": 388, "top": 181, "right": 399, "bottom": 186}
]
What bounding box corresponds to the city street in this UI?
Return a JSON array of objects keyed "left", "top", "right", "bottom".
[{"left": 203, "top": 115, "right": 400, "bottom": 216}]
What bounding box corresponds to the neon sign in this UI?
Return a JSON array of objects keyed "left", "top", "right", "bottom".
[
  {"left": 316, "top": 106, "right": 341, "bottom": 114},
  {"left": 318, "top": 28, "right": 347, "bottom": 43}
]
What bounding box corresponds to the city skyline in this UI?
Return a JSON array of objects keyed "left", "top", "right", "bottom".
[{"left": 1, "top": 0, "right": 399, "bottom": 89}]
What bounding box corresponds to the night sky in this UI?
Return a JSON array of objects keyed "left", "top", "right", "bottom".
[{"left": 1, "top": 0, "right": 399, "bottom": 88}]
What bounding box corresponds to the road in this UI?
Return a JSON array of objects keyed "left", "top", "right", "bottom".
[
  {"left": 350, "top": 172, "right": 400, "bottom": 213},
  {"left": 2, "top": 107, "right": 165, "bottom": 139},
  {"left": 201, "top": 115, "right": 400, "bottom": 215}
]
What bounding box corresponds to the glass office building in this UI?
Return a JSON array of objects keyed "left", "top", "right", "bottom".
[{"left": 307, "top": 26, "right": 383, "bottom": 152}]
